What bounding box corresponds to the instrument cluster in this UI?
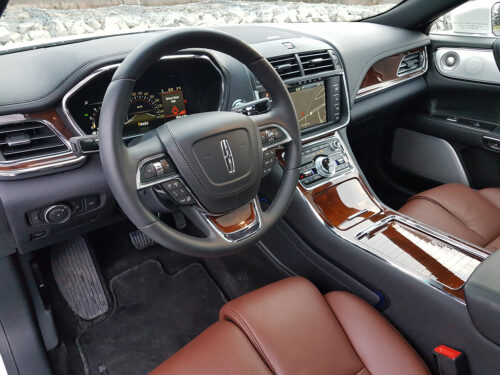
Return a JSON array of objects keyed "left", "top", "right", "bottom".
[{"left": 65, "top": 56, "right": 223, "bottom": 139}]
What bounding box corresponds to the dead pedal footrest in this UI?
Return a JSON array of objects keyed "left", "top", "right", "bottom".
[{"left": 51, "top": 236, "right": 109, "bottom": 320}]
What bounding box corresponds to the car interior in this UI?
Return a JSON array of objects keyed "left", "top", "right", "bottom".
[{"left": 0, "top": 0, "right": 500, "bottom": 374}]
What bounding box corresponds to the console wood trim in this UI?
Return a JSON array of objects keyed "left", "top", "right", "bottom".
[{"left": 277, "top": 135, "right": 489, "bottom": 301}]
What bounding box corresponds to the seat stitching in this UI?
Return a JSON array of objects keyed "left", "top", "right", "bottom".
[
  {"left": 407, "top": 195, "right": 488, "bottom": 242},
  {"left": 222, "top": 307, "right": 277, "bottom": 374}
]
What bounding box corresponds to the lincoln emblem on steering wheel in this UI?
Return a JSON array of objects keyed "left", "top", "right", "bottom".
[{"left": 220, "top": 138, "right": 236, "bottom": 174}]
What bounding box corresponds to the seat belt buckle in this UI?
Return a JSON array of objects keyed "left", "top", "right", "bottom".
[{"left": 433, "top": 345, "right": 468, "bottom": 375}]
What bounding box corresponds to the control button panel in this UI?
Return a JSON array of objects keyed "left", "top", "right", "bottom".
[
  {"left": 28, "top": 195, "right": 101, "bottom": 226},
  {"left": 299, "top": 136, "right": 352, "bottom": 188},
  {"left": 161, "top": 178, "right": 195, "bottom": 205},
  {"left": 140, "top": 156, "right": 176, "bottom": 184},
  {"left": 262, "top": 148, "right": 276, "bottom": 177}
]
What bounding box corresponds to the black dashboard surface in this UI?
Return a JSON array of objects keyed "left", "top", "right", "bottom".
[{"left": 0, "top": 23, "right": 429, "bottom": 115}]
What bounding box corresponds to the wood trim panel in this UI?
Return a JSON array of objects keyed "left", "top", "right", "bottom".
[
  {"left": 356, "top": 47, "right": 426, "bottom": 98},
  {"left": 277, "top": 145, "right": 489, "bottom": 301},
  {"left": 312, "top": 178, "right": 381, "bottom": 230},
  {"left": 207, "top": 202, "right": 256, "bottom": 234},
  {"left": 0, "top": 109, "right": 82, "bottom": 174}
]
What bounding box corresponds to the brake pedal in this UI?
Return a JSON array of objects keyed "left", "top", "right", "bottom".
[
  {"left": 129, "top": 229, "right": 155, "bottom": 250},
  {"left": 51, "top": 236, "right": 109, "bottom": 320}
]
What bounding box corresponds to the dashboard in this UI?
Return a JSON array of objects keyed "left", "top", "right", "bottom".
[
  {"left": 0, "top": 23, "right": 430, "bottom": 254},
  {"left": 64, "top": 55, "right": 223, "bottom": 139}
]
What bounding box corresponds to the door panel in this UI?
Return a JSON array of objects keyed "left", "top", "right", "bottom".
[{"left": 389, "top": 34, "right": 500, "bottom": 191}]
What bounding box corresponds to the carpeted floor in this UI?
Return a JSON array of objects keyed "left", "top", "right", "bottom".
[{"left": 77, "top": 260, "right": 225, "bottom": 375}]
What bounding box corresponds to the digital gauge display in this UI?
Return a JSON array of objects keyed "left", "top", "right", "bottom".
[{"left": 82, "top": 87, "right": 188, "bottom": 137}]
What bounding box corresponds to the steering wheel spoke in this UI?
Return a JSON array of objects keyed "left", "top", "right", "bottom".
[{"left": 183, "top": 198, "right": 263, "bottom": 242}]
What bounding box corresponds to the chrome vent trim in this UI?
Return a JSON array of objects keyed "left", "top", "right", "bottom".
[
  {"left": 268, "top": 54, "right": 301, "bottom": 80},
  {"left": 299, "top": 50, "right": 335, "bottom": 75},
  {"left": 0, "top": 120, "right": 70, "bottom": 163},
  {"left": 397, "top": 51, "right": 425, "bottom": 77}
]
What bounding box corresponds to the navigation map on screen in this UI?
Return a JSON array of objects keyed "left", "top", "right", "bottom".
[{"left": 289, "top": 81, "right": 327, "bottom": 130}]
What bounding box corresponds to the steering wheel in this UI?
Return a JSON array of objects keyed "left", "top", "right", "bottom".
[{"left": 99, "top": 28, "right": 301, "bottom": 257}]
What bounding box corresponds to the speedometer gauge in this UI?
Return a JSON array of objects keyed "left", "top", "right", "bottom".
[
  {"left": 126, "top": 92, "right": 164, "bottom": 128},
  {"left": 79, "top": 87, "right": 185, "bottom": 138}
]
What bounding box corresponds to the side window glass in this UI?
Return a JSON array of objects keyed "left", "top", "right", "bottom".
[{"left": 431, "top": 0, "right": 500, "bottom": 37}]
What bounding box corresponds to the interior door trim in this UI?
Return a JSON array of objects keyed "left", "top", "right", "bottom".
[{"left": 434, "top": 47, "right": 500, "bottom": 85}]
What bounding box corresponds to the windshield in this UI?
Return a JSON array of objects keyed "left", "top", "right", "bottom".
[{"left": 0, "top": 0, "right": 403, "bottom": 52}]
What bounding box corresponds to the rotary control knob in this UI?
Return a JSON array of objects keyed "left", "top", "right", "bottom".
[
  {"left": 315, "top": 155, "right": 336, "bottom": 177},
  {"left": 43, "top": 204, "right": 72, "bottom": 224},
  {"left": 329, "top": 139, "right": 341, "bottom": 150}
]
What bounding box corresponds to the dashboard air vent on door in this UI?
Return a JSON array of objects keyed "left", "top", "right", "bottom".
[
  {"left": 397, "top": 51, "right": 425, "bottom": 76},
  {"left": 0, "top": 120, "right": 69, "bottom": 162},
  {"left": 268, "top": 54, "right": 301, "bottom": 80},
  {"left": 299, "top": 51, "right": 334, "bottom": 75}
]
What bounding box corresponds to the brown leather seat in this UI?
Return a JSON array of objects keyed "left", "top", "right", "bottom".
[
  {"left": 150, "top": 277, "right": 430, "bottom": 375},
  {"left": 399, "top": 183, "right": 500, "bottom": 253}
]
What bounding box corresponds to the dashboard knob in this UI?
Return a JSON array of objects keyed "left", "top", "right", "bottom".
[
  {"left": 315, "top": 155, "right": 336, "bottom": 177},
  {"left": 43, "top": 204, "right": 72, "bottom": 224},
  {"left": 329, "top": 139, "right": 341, "bottom": 150}
]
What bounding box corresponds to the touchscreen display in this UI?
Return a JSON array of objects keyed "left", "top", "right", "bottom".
[{"left": 289, "top": 81, "right": 327, "bottom": 130}]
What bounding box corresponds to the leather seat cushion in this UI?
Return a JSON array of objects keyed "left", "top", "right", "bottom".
[
  {"left": 151, "top": 277, "right": 430, "bottom": 375},
  {"left": 399, "top": 184, "right": 500, "bottom": 253},
  {"left": 149, "top": 320, "right": 273, "bottom": 375}
]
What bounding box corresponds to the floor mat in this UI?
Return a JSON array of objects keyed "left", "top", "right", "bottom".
[{"left": 77, "top": 260, "right": 226, "bottom": 375}]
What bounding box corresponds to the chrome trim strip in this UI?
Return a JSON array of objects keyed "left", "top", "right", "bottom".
[
  {"left": 203, "top": 198, "right": 262, "bottom": 243},
  {"left": 61, "top": 54, "right": 226, "bottom": 138},
  {"left": 347, "top": 208, "right": 368, "bottom": 221},
  {"left": 356, "top": 48, "right": 428, "bottom": 99},
  {"left": 0, "top": 155, "right": 87, "bottom": 178}
]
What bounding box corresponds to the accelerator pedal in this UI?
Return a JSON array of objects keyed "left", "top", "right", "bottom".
[
  {"left": 129, "top": 229, "right": 155, "bottom": 250},
  {"left": 51, "top": 236, "right": 109, "bottom": 320}
]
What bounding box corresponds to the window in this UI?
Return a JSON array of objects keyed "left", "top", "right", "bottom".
[
  {"left": 0, "top": 0, "right": 405, "bottom": 52},
  {"left": 431, "top": 0, "right": 500, "bottom": 37}
]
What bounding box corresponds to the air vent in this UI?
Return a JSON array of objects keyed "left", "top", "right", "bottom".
[
  {"left": 268, "top": 54, "right": 301, "bottom": 80},
  {"left": 0, "top": 120, "right": 69, "bottom": 162},
  {"left": 398, "top": 51, "right": 425, "bottom": 76},
  {"left": 299, "top": 51, "right": 335, "bottom": 75}
]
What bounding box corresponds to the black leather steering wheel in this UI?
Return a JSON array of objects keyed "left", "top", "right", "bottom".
[{"left": 99, "top": 28, "right": 301, "bottom": 257}]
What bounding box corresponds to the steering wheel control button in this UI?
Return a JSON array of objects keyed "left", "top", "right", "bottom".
[
  {"left": 44, "top": 204, "right": 72, "bottom": 224},
  {"left": 142, "top": 163, "right": 158, "bottom": 180},
  {"left": 260, "top": 126, "right": 291, "bottom": 150},
  {"left": 170, "top": 187, "right": 188, "bottom": 199},
  {"left": 162, "top": 179, "right": 183, "bottom": 191},
  {"left": 176, "top": 195, "right": 194, "bottom": 205},
  {"left": 140, "top": 156, "right": 175, "bottom": 184}
]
